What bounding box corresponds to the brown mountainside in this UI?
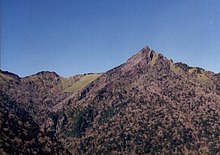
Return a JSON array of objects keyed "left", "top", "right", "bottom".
[
  {"left": 0, "top": 71, "right": 100, "bottom": 154},
  {"left": 0, "top": 71, "right": 101, "bottom": 125},
  {"left": 1, "top": 46, "right": 220, "bottom": 154},
  {"left": 50, "top": 47, "right": 220, "bottom": 154},
  {"left": 0, "top": 92, "right": 70, "bottom": 155}
]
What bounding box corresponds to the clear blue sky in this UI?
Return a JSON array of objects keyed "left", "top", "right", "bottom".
[{"left": 1, "top": 0, "right": 220, "bottom": 77}]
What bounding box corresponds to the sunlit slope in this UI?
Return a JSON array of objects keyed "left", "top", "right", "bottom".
[{"left": 61, "top": 73, "right": 101, "bottom": 93}]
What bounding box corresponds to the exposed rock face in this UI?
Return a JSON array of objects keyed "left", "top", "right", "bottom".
[{"left": 1, "top": 46, "right": 220, "bottom": 154}]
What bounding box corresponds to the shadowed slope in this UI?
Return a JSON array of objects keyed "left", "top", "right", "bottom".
[{"left": 0, "top": 92, "right": 70, "bottom": 155}]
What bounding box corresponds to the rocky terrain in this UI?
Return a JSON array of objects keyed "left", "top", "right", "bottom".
[{"left": 1, "top": 46, "right": 220, "bottom": 154}]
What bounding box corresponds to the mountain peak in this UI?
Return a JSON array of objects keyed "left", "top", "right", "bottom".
[
  {"left": 2, "top": 45, "right": 220, "bottom": 154},
  {"left": 123, "top": 46, "right": 167, "bottom": 71},
  {"left": 0, "top": 70, "right": 20, "bottom": 79},
  {"left": 25, "top": 71, "right": 60, "bottom": 78}
]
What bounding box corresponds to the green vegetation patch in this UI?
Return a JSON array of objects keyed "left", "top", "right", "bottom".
[
  {"left": 0, "top": 73, "right": 13, "bottom": 85},
  {"left": 61, "top": 74, "right": 101, "bottom": 93},
  {"left": 170, "top": 63, "right": 181, "bottom": 74},
  {"left": 71, "top": 106, "right": 94, "bottom": 138},
  {"left": 188, "top": 67, "right": 209, "bottom": 81},
  {"left": 197, "top": 73, "right": 209, "bottom": 81},
  {"left": 216, "top": 82, "right": 220, "bottom": 95},
  {"left": 98, "top": 101, "right": 127, "bottom": 125},
  {"left": 149, "top": 52, "right": 159, "bottom": 66},
  {"left": 98, "top": 106, "right": 117, "bottom": 125}
]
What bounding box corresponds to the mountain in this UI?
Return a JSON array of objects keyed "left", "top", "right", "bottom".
[
  {"left": 1, "top": 46, "right": 220, "bottom": 154},
  {"left": 48, "top": 47, "right": 220, "bottom": 154},
  {"left": 0, "top": 70, "right": 100, "bottom": 154},
  {"left": 0, "top": 70, "right": 101, "bottom": 125}
]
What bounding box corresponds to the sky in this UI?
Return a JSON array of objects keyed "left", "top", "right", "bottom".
[{"left": 1, "top": 0, "right": 220, "bottom": 77}]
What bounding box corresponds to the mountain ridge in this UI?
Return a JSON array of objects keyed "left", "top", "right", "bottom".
[
  {"left": 43, "top": 47, "right": 220, "bottom": 154},
  {"left": 1, "top": 46, "right": 220, "bottom": 154}
]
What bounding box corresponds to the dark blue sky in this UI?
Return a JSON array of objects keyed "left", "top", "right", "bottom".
[{"left": 1, "top": 0, "right": 220, "bottom": 77}]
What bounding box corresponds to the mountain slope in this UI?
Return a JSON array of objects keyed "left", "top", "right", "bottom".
[
  {"left": 1, "top": 46, "right": 220, "bottom": 154},
  {"left": 51, "top": 47, "right": 220, "bottom": 154},
  {"left": 0, "top": 71, "right": 101, "bottom": 125},
  {"left": 0, "top": 92, "right": 70, "bottom": 155},
  {"left": 0, "top": 70, "right": 100, "bottom": 155}
]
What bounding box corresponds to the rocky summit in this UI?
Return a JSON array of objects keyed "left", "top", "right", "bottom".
[{"left": 1, "top": 46, "right": 220, "bottom": 154}]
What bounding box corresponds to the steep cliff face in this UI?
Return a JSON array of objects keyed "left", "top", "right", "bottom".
[{"left": 51, "top": 47, "right": 220, "bottom": 154}]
